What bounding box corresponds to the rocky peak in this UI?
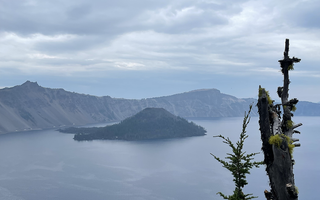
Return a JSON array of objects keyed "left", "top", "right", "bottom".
[
  {"left": 21, "top": 81, "right": 39, "bottom": 87},
  {"left": 12, "top": 81, "right": 42, "bottom": 93}
]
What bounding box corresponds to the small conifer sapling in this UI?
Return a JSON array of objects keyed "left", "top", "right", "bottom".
[{"left": 211, "top": 105, "right": 263, "bottom": 200}]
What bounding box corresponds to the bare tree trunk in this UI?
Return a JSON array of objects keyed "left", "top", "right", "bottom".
[{"left": 258, "top": 39, "right": 301, "bottom": 200}]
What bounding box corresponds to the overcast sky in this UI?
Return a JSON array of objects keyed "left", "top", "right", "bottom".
[{"left": 1, "top": 0, "right": 319, "bottom": 102}]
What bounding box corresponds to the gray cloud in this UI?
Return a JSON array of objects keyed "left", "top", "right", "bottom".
[
  {"left": 0, "top": 0, "right": 319, "bottom": 102},
  {"left": 0, "top": 0, "right": 243, "bottom": 36},
  {"left": 33, "top": 35, "right": 107, "bottom": 54},
  {"left": 277, "top": 0, "right": 320, "bottom": 29}
]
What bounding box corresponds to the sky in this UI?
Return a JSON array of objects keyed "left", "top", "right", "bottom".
[{"left": 0, "top": 0, "right": 319, "bottom": 102}]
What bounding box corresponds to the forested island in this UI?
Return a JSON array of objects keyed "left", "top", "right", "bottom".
[{"left": 60, "top": 108, "right": 206, "bottom": 141}]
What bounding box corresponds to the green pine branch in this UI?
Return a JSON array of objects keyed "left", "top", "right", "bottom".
[{"left": 211, "top": 104, "right": 263, "bottom": 200}]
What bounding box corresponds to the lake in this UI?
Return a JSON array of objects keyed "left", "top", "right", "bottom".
[{"left": 0, "top": 116, "right": 318, "bottom": 200}]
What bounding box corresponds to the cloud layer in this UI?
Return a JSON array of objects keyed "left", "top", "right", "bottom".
[{"left": 1, "top": 0, "right": 319, "bottom": 102}]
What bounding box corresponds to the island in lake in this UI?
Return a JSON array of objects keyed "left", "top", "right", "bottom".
[{"left": 60, "top": 108, "right": 206, "bottom": 141}]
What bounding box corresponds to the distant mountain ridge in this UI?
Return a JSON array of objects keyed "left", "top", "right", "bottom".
[{"left": 0, "top": 81, "right": 318, "bottom": 134}]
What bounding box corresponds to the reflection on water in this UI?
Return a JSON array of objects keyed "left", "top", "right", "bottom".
[{"left": 0, "top": 117, "right": 318, "bottom": 200}]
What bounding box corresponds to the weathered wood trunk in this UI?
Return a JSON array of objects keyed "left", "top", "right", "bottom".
[{"left": 258, "top": 39, "right": 301, "bottom": 200}]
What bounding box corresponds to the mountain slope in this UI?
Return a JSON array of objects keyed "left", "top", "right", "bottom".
[{"left": 0, "top": 81, "right": 261, "bottom": 134}]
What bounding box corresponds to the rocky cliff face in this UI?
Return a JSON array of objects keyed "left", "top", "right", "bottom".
[{"left": 0, "top": 81, "right": 255, "bottom": 134}]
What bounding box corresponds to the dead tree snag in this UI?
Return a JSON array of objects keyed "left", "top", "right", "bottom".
[{"left": 257, "top": 39, "right": 301, "bottom": 200}]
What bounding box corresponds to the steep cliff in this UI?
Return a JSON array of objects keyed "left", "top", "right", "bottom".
[{"left": 0, "top": 81, "right": 255, "bottom": 134}]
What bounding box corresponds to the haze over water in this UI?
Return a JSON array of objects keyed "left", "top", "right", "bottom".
[{"left": 0, "top": 116, "right": 317, "bottom": 200}]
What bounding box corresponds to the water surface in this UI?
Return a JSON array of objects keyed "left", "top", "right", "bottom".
[{"left": 0, "top": 117, "right": 317, "bottom": 200}]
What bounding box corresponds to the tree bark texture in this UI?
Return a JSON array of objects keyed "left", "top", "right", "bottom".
[{"left": 258, "top": 39, "right": 301, "bottom": 200}]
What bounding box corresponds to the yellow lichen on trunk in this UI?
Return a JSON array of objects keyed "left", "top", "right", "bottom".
[
  {"left": 258, "top": 87, "right": 273, "bottom": 105},
  {"left": 269, "top": 134, "right": 295, "bottom": 157}
]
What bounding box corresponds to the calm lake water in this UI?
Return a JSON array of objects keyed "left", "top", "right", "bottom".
[{"left": 0, "top": 116, "right": 318, "bottom": 200}]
